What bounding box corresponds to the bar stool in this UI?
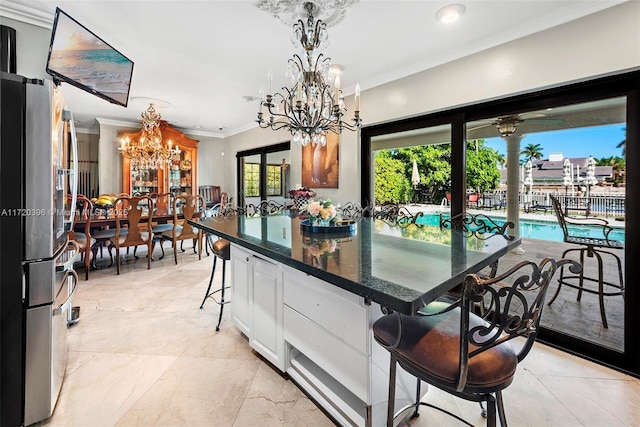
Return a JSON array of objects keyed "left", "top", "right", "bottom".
[
  {"left": 199, "top": 236, "right": 231, "bottom": 331},
  {"left": 548, "top": 195, "right": 624, "bottom": 328},
  {"left": 373, "top": 258, "right": 579, "bottom": 427}
]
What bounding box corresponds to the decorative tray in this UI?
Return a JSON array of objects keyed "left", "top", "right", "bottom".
[{"left": 300, "top": 219, "right": 357, "bottom": 236}]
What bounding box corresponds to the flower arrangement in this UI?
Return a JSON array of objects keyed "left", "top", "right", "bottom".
[
  {"left": 305, "top": 199, "right": 337, "bottom": 226},
  {"left": 289, "top": 187, "right": 316, "bottom": 210},
  {"left": 304, "top": 238, "right": 337, "bottom": 258},
  {"left": 289, "top": 187, "right": 316, "bottom": 199}
]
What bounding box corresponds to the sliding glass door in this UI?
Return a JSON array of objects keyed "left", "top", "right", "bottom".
[{"left": 361, "top": 70, "right": 638, "bottom": 375}]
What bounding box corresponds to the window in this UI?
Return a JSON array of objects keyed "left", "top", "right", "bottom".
[
  {"left": 266, "top": 164, "right": 282, "bottom": 196},
  {"left": 244, "top": 163, "right": 260, "bottom": 197}
]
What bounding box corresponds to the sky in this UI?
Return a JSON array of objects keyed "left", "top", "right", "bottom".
[{"left": 484, "top": 123, "right": 626, "bottom": 160}]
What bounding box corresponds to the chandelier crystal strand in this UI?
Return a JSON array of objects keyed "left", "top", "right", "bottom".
[
  {"left": 118, "top": 104, "right": 181, "bottom": 169},
  {"left": 257, "top": 1, "right": 361, "bottom": 146}
]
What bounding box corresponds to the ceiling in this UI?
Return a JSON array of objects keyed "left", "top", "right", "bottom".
[{"left": 1, "top": 0, "right": 626, "bottom": 137}]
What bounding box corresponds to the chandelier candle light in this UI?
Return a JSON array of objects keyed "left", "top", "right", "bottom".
[
  {"left": 118, "top": 103, "right": 181, "bottom": 169},
  {"left": 256, "top": 1, "right": 362, "bottom": 146}
]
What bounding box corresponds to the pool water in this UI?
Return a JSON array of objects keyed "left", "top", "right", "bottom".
[{"left": 415, "top": 213, "right": 626, "bottom": 244}]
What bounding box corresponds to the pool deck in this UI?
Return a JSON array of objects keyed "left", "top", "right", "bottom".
[{"left": 403, "top": 203, "right": 626, "bottom": 351}]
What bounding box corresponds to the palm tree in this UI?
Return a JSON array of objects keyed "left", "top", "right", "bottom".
[
  {"left": 496, "top": 153, "right": 506, "bottom": 169},
  {"left": 520, "top": 143, "right": 544, "bottom": 163}
]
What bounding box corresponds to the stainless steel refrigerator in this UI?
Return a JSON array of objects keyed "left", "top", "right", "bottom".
[{"left": 1, "top": 71, "right": 79, "bottom": 426}]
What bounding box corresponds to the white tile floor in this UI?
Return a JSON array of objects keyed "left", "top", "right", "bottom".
[{"left": 35, "top": 242, "right": 640, "bottom": 426}]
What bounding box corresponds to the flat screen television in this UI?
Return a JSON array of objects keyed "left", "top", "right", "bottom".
[{"left": 46, "top": 7, "right": 134, "bottom": 107}]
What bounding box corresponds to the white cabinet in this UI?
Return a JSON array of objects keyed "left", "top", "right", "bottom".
[
  {"left": 282, "top": 264, "right": 423, "bottom": 427},
  {"left": 230, "top": 245, "right": 285, "bottom": 371},
  {"left": 230, "top": 245, "right": 251, "bottom": 336},
  {"left": 230, "top": 244, "right": 423, "bottom": 426}
]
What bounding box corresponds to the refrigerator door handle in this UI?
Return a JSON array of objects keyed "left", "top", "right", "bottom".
[
  {"left": 62, "top": 109, "right": 78, "bottom": 230},
  {"left": 52, "top": 269, "right": 77, "bottom": 317}
]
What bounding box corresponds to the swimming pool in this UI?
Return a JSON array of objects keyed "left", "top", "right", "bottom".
[{"left": 415, "top": 213, "right": 626, "bottom": 244}]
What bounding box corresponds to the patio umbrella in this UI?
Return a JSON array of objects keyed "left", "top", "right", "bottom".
[
  {"left": 585, "top": 156, "right": 598, "bottom": 187},
  {"left": 585, "top": 156, "right": 598, "bottom": 205},
  {"left": 562, "top": 158, "right": 572, "bottom": 187},
  {"left": 411, "top": 159, "right": 420, "bottom": 187},
  {"left": 562, "top": 158, "right": 572, "bottom": 215},
  {"left": 523, "top": 160, "right": 533, "bottom": 207},
  {"left": 523, "top": 159, "right": 534, "bottom": 188}
]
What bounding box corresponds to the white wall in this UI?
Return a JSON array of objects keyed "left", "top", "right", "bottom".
[
  {"left": 196, "top": 135, "right": 226, "bottom": 188},
  {"left": 221, "top": 1, "right": 639, "bottom": 206},
  {"left": 0, "top": 16, "right": 49, "bottom": 79}
]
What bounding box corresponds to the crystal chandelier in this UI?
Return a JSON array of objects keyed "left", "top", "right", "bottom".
[
  {"left": 118, "top": 104, "right": 181, "bottom": 169},
  {"left": 256, "top": 1, "right": 362, "bottom": 146}
]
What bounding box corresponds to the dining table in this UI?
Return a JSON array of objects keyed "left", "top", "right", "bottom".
[{"left": 73, "top": 208, "right": 188, "bottom": 230}]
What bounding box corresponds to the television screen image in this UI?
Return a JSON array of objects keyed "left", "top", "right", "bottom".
[{"left": 46, "top": 8, "right": 134, "bottom": 107}]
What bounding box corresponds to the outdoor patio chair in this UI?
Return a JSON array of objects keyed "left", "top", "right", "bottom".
[
  {"left": 548, "top": 195, "right": 624, "bottom": 328},
  {"left": 373, "top": 257, "right": 580, "bottom": 427},
  {"left": 466, "top": 192, "right": 480, "bottom": 208}
]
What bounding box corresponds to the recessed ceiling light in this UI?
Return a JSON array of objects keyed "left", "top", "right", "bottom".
[
  {"left": 242, "top": 95, "right": 259, "bottom": 102},
  {"left": 329, "top": 64, "right": 345, "bottom": 75},
  {"left": 435, "top": 4, "right": 465, "bottom": 23},
  {"left": 193, "top": 125, "right": 203, "bottom": 129}
]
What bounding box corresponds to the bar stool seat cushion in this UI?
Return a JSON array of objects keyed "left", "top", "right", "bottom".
[{"left": 373, "top": 310, "right": 518, "bottom": 393}]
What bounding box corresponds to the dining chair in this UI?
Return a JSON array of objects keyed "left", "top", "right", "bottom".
[
  {"left": 110, "top": 195, "right": 154, "bottom": 274},
  {"left": 198, "top": 185, "right": 221, "bottom": 209},
  {"left": 160, "top": 194, "right": 205, "bottom": 264},
  {"left": 373, "top": 257, "right": 581, "bottom": 427},
  {"left": 69, "top": 194, "right": 95, "bottom": 280},
  {"left": 149, "top": 192, "right": 174, "bottom": 260},
  {"left": 547, "top": 194, "right": 624, "bottom": 328}
]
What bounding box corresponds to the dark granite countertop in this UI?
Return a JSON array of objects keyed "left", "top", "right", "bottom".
[{"left": 189, "top": 214, "right": 519, "bottom": 314}]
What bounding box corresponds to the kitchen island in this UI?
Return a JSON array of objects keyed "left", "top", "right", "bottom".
[{"left": 189, "top": 214, "right": 518, "bottom": 426}]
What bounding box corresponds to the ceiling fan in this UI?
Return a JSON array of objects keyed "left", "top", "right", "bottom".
[{"left": 468, "top": 112, "right": 562, "bottom": 137}]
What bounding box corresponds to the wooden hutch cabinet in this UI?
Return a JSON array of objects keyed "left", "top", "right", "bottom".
[{"left": 120, "top": 120, "right": 198, "bottom": 196}]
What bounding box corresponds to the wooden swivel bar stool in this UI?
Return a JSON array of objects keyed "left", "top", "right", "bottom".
[{"left": 199, "top": 236, "right": 231, "bottom": 331}]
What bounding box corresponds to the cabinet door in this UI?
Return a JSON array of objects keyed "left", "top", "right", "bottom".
[
  {"left": 250, "top": 256, "right": 285, "bottom": 371},
  {"left": 230, "top": 246, "right": 251, "bottom": 335}
]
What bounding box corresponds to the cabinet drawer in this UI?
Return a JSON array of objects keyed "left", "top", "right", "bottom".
[
  {"left": 283, "top": 266, "right": 369, "bottom": 354},
  {"left": 284, "top": 306, "right": 369, "bottom": 402}
]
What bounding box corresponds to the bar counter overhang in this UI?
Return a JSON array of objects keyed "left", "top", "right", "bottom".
[{"left": 189, "top": 214, "right": 520, "bottom": 315}]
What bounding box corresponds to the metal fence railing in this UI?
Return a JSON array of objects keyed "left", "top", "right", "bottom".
[{"left": 488, "top": 191, "right": 625, "bottom": 218}]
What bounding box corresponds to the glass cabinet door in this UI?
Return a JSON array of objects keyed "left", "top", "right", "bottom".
[
  {"left": 169, "top": 150, "right": 194, "bottom": 196},
  {"left": 131, "top": 167, "right": 159, "bottom": 196}
]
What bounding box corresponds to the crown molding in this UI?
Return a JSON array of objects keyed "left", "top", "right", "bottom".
[
  {"left": 96, "top": 117, "right": 139, "bottom": 128},
  {"left": 0, "top": 1, "right": 54, "bottom": 29}
]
